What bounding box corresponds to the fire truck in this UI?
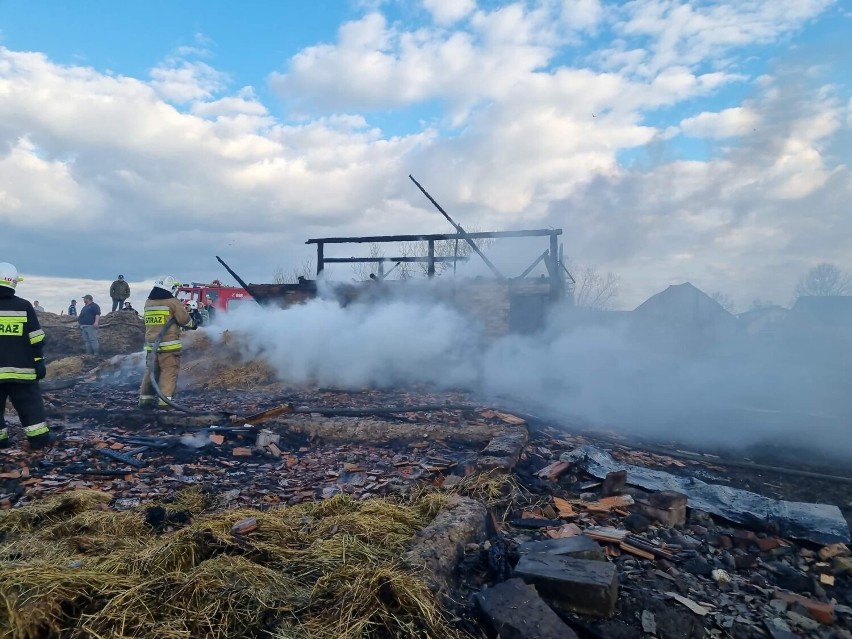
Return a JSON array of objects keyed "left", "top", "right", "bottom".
[{"left": 175, "top": 280, "right": 254, "bottom": 312}]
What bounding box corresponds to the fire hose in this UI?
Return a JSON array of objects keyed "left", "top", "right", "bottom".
[{"left": 147, "top": 317, "right": 237, "bottom": 417}]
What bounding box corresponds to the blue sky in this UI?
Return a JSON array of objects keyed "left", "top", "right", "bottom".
[{"left": 0, "top": 0, "right": 850, "bottom": 312}]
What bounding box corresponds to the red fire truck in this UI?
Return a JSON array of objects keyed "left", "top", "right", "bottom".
[{"left": 175, "top": 280, "right": 254, "bottom": 312}]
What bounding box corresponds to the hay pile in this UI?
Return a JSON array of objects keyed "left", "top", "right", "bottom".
[
  {"left": 45, "top": 356, "right": 86, "bottom": 379},
  {"left": 39, "top": 312, "right": 144, "bottom": 359},
  {"left": 183, "top": 330, "right": 278, "bottom": 390},
  {"left": 0, "top": 488, "right": 476, "bottom": 639}
]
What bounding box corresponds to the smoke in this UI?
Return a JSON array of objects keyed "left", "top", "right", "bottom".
[
  {"left": 220, "top": 298, "right": 480, "bottom": 389},
  {"left": 214, "top": 289, "right": 852, "bottom": 462},
  {"left": 180, "top": 432, "right": 212, "bottom": 449}
]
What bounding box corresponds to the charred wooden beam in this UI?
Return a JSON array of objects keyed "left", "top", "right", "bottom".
[
  {"left": 549, "top": 234, "right": 563, "bottom": 301},
  {"left": 306, "top": 229, "right": 562, "bottom": 244},
  {"left": 322, "top": 256, "right": 469, "bottom": 264},
  {"left": 518, "top": 250, "right": 550, "bottom": 279},
  {"left": 97, "top": 447, "right": 148, "bottom": 468},
  {"left": 215, "top": 256, "right": 263, "bottom": 305},
  {"left": 316, "top": 242, "right": 324, "bottom": 275},
  {"left": 410, "top": 174, "right": 505, "bottom": 278}
]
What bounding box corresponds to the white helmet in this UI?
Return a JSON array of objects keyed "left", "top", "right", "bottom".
[
  {"left": 0, "top": 262, "right": 22, "bottom": 290},
  {"left": 188, "top": 301, "right": 198, "bottom": 310},
  {"left": 154, "top": 275, "right": 180, "bottom": 293}
]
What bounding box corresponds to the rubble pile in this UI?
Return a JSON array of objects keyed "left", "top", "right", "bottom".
[{"left": 1, "top": 359, "right": 850, "bottom": 638}]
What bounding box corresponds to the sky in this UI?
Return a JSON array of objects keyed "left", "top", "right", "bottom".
[{"left": 1, "top": 0, "right": 850, "bottom": 313}]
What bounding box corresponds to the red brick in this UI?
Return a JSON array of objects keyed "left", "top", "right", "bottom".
[{"left": 774, "top": 593, "right": 835, "bottom": 625}]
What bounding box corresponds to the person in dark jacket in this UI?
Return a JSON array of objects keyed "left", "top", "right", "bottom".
[
  {"left": 203, "top": 295, "right": 216, "bottom": 324},
  {"left": 0, "top": 262, "right": 50, "bottom": 449},
  {"left": 78, "top": 294, "right": 101, "bottom": 355},
  {"left": 109, "top": 275, "right": 130, "bottom": 313},
  {"left": 68, "top": 299, "right": 77, "bottom": 317}
]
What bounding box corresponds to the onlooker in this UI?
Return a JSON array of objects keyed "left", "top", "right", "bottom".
[
  {"left": 122, "top": 301, "right": 139, "bottom": 316},
  {"left": 203, "top": 295, "right": 216, "bottom": 324},
  {"left": 33, "top": 300, "right": 45, "bottom": 313},
  {"left": 198, "top": 301, "right": 210, "bottom": 326},
  {"left": 109, "top": 275, "right": 130, "bottom": 313},
  {"left": 68, "top": 299, "right": 77, "bottom": 317},
  {"left": 78, "top": 294, "right": 101, "bottom": 355}
]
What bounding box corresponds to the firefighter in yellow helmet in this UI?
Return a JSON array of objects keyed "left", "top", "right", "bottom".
[
  {"left": 139, "top": 276, "right": 197, "bottom": 408},
  {"left": 0, "top": 262, "right": 51, "bottom": 449}
]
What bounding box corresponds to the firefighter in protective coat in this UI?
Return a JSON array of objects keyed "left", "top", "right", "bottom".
[
  {"left": 0, "top": 262, "right": 50, "bottom": 448},
  {"left": 139, "top": 276, "right": 196, "bottom": 408}
]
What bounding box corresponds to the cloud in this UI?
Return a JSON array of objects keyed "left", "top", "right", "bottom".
[
  {"left": 611, "top": 0, "right": 835, "bottom": 75},
  {"left": 540, "top": 73, "right": 851, "bottom": 310},
  {"left": 0, "top": 137, "right": 99, "bottom": 227},
  {"left": 150, "top": 60, "right": 228, "bottom": 103},
  {"left": 561, "top": 0, "right": 605, "bottom": 32},
  {"left": 269, "top": 9, "right": 556, "bottom": 112},
  {"left": 0, "top": 0, "right": 847, "bottom": 315},
  {"left": 423, "top": 0, "right": 476, "bottom": 25},
  {"left": 679, "top": 106, "right": 759, "bottom": 138}
]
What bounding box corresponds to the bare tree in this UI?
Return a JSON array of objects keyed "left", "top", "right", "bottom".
[
  {"left": 350, "top": 243, "right": 387, "bottom": 281},
  {"left": 794, "top": 263, "right": 852, "bottom": 298},
  {"left": 348, "top": 231, "right": 495, "bottom": 280},
  {"left": 709, "top": 291, "right": 735, "bottom": 313},
  {"left": 272, "top": 258, "right": 314, "bottom": 284},
  {"left": 408, "top": 230, "right": 495, "bottom": 277},
  {"left": 573, "top": 265, "right": 620, "bottom": 310}
]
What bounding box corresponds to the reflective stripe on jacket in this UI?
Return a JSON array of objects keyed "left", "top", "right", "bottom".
[
  {"left": 144, "top": 297, "right": 193, "bottom": 351},
  {"left": 0, "top": 294, "right": 45, "bottom": 383}
]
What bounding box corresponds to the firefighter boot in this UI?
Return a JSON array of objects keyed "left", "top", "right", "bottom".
[{"left": 25, "top": 423, "right": 52, "bottom": 450}]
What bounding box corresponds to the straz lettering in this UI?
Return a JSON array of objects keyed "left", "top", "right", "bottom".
[
  {"left": 0, "top": 321, "right": 24, "bottom": 336},
  {"left": 145, "top": 315, "right": 167, "bottom": 325}
]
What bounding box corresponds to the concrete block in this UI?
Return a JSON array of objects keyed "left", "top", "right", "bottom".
[
  {"left": 476, "top": 578, "right": 579, "bottom": 639},
  {"left": 402, "top": 496, "right": 487, "bottom": 594},
  {"left": 514, "top": 554, "right": 618, "bottom": 617}
]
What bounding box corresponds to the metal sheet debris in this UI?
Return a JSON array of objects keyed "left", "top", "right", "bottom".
[{"left": 562, "top": 445, "right": 850, "bottom": 545}]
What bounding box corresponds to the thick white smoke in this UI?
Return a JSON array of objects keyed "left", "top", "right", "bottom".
[
  {"left": 219, "top": 298, "right": 480, "bottom": 390},
  {"left": 212, "top": 294, "right": 852, "bottom": 462}
]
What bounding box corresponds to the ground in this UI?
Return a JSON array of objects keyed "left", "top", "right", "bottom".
[{"left": 1, "top": 350, "right": 850, "bottom": 638}]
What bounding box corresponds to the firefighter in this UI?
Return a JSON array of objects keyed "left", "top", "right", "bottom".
[
  {"left": 0, "top": 262, "right": 50, "bottom": 449},
  {"left": 139, "top": 275, "right": 196, "bottom": 408},
  {"left": 186, "top": 300, "right": 204, "bottom": 327}
]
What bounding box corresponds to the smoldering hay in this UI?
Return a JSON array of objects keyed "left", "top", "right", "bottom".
[{"left": 209, "top": 296, "right": 852, "bottom": 460}]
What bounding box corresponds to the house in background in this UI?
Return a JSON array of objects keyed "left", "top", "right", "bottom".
[{"left": 736, "top": 305, "right": 789, "bottom": 336}]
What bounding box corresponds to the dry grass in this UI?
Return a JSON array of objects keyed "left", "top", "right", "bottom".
[
  {"left": 0, "top": 489, "right": 476, "bottom": 639},
  {"left": 0, "top": 490, "right": 112, "bottom": 534},
  {"left": 205, "top": 360, "right": 277, "bottom": 389},
  {"left": 182, "top": 329, "right": 278, "bottom": 389},
  {"left": 45, "top": 356, "right": 86, "bottom": 379},
  {"left": 184, "top": 357, "right": 277, "bottom": 389}
]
